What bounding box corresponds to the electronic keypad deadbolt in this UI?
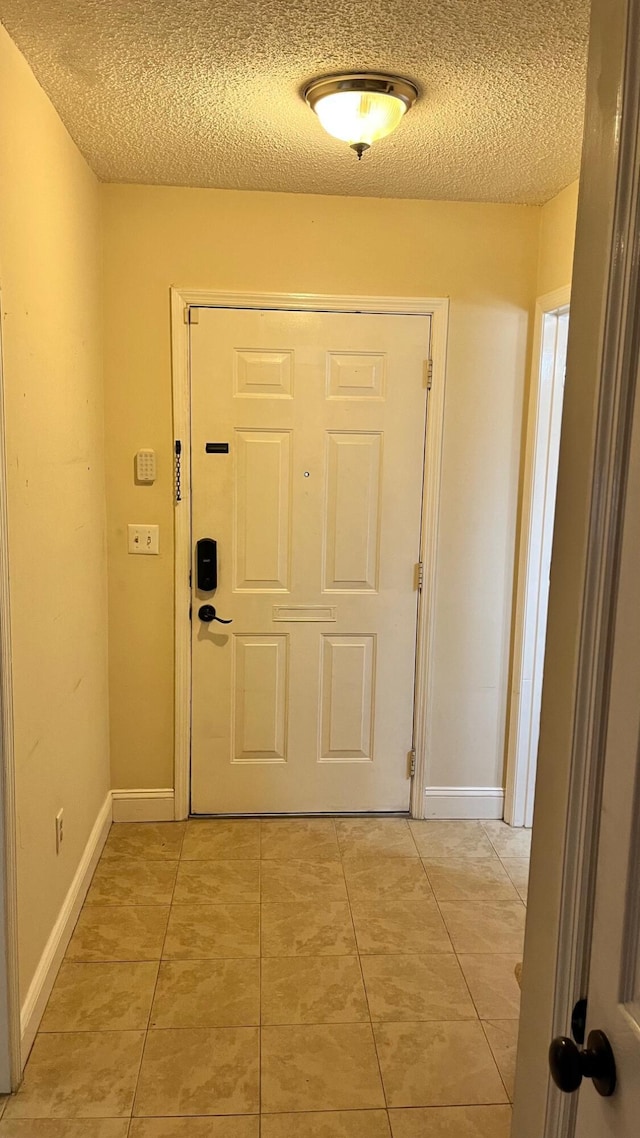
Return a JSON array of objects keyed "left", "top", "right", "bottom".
[{"left": 196, "top": 538, "right": 218, "bottom": 591}]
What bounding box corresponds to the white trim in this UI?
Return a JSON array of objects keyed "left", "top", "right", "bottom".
[
  {"left": 424, "top": 786, "right": 505, "bottom": 820},
  {"left": 410, "top": 302, "right": 449, "bottom": 818},
  {"left": 542, "top": 6, "right": 640, "bottom": 1134},
  {"left": 171, "top": 289, "right": 449, "bottom": 821},
  {"left": 505, "top": 285, "right": 571, "bottom": 828},
  {"left": 513, "top": 2, "right": 640, "bottom": 1134},
  {"left": 171, "top": 287, "right": 192, "bottom": 821},
  {"left": 19, "top": 791, "right": 112, "bottom": 1065},
  {"left": 111, "top": 788, "right": 176, "bottom": 823},
  {"left": 0, "top": 288, "right": 21, "bottom": 1090}
]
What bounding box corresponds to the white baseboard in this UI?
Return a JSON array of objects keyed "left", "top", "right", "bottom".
[
  {"left": 423, "top": 786, "right": 505, "bottom": 819},
  {"left": 20, "top": 790, "right": 112, "bottom": 1065},
  {"left": 111, "top": 788, "right": 176, "bottom": 823}
]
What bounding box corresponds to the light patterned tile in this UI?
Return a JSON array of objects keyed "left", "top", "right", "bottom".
[
  {"left": 182, "top": 820, "right": 260, "bottom": 861},
  {"left": 4, "top": 1032, "right": 145, "bottom": 1118},
  {"left": 262, "top": 902, "right": 356, "bottom": 957},
  {"left": 40, "top": 962, "right": 158, "bottom": 1032},
  {"left": 66, "top": 906, "right": 169, "bottom": 962},
  {"left": 261, "top": 1024, "right": 385, "bottom": 1112},
  {"left": 423, "top": 859, "right": 518, "bottom": 901},
  {"left": 373, "top": 1021, "right": 507, "bottom": 1108},
  {"left": 439, "top": 901, "right": 526, "bottom": 953},
  {"left": 173, "top": 861, "right": 260, "bottom": 904},
  {"left": 0, "top": 1124, "right": 130, "bottom": 1137},
  {"left": 483, "top": 1020, "right": 520, "bottom": 1101},
  {"left": 164, "top": 905, "right": 260, "bottom": 959},
  {"left": 361, "top": 954, "right": 476, "bottom": 1021},
  {"left": 261, "top": 860, "right": 347, "bottom": 902},
  {"left": 458, "top": 955, "right": 522, "bottom": 1019},
  {"left": 388, "top": 1106, "right": 512, "bottom": 1137},
  {"left": 129, "top": 1121, "right": 259, "bottom": 1138},
  {"left": 482, "top": 822, "right": 532, "bottom": 858},
  {"left": 102, "top": 823, "right": 185, "bottom": 861},
  {"left": 408, "top": 821, "right": 496, "bottom": 859},
  {"left": 134, "top": 1027, "right": 259, "bottom": 1117},
  {"left": 261, "top": 1111, "right": 391, "bottom": 1137},
  {"left": 336, "top": 819, "right": 418, "bottom": 859},
  {"left": 86, "top": 861, "right": 177, "bottom": 906},
  {"left": 261, "top": 956, "right": 368, "bottom": 1024},
  {"left": 150, "top": 960, "right": 260, "bottom": 1027},
  {"left": 261, "top": 820, "right": 339, "bottom": 861},
  {"left": 501, "top": 858, "right": 530, "bottom": 902},
  {"left": 351, "top": 900, "right": 452, "bottom": 954},
  {"left": 344, "top": 858, "right": 432, "bottom": 901}
]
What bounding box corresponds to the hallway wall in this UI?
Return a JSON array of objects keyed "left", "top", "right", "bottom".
[
  {"left": 0, "top": 25, "right": 110, "bottom": 1017},
  {"left": 537, "top": 180, "right": 579, "bottom": 295},
  {"left": 102, "top": 185, "right": 540, "bottom": 809}
]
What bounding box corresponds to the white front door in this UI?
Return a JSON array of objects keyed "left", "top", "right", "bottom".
[
  {"left": 574, "top": 369, "right": 640, "bottom": 1133},
  {"left": 189, "top": 306, "right": 430, "bottom": 814}
]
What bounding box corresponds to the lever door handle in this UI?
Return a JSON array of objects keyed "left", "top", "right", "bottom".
[{"left": 198, "top": 604, "right": 233, "bottom": 625}]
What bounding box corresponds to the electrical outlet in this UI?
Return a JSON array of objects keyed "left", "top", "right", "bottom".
[
  {"left": 128, "top": 524, "right": 159, "bottom": 555},
  {"left": 55, "top": 809, "right": 64, "bottom": 854}
]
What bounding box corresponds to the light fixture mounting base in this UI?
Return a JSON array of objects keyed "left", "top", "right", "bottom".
[{"left": 304, "top": 72, "right": 419, "bottom": 112}]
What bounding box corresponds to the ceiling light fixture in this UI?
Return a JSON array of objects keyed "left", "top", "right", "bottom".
[{"left": 304, "top": 72, "right": 418, "bottom": 159}]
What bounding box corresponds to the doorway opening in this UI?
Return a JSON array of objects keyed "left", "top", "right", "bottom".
[{"left": 505, "top": 286, "right": 571, "bottom": 828}]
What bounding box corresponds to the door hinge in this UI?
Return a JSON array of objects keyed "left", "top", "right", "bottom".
[
  {"left": 415, "top": 561, "right": 424, "bottom": 591},
  {"left": 424, "top": 359, "right": 433, "bottom": 390},
  {"left": 183, "top": 305, "right": 200, "bottom": 325},
  {"left": 408, "top": 749, "right": 416, "bottom": 778}
]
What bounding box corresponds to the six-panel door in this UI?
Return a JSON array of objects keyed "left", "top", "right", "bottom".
[{"left": 189, "top": 307, "right": 430, "bottom": 814}]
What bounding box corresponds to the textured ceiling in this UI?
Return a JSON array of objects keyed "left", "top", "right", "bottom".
[{"left": 0, "top": 0, "right": 590, "bottom": 203}]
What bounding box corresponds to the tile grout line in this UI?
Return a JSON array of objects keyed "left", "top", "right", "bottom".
[
  {"left": 478, "top": 1017, "right": 514, "bottom": 1105},
  {"left": 127, "top": 823, "right": 186, "bottom": 1122},
  {"left": 342, "top": 835, "right": 391, "bottom": 1125}
]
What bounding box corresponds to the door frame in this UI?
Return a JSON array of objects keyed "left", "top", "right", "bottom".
[
  {"left": 170, "top": 289, "right": 450, "bottom": 820},
  {"left": 505, "top": 285, "right": 571, "bottom": 828},
  {"left": 513, "top": 0, "right": 640, "bottom": 1134}
]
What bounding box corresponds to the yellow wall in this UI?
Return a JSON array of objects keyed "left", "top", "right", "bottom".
[
  {"left": 0, "top": 26, "right": 110, "bottom": 1003},
  {"left": 537, "top": 180, "right": 579, "bottom": 295},
  {"left": 102, "top": 184, "right": 540, "bottom": 798}
]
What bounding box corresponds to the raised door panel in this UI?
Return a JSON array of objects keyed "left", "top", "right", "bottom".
[
  {"left": 232, "top": 635, "right": 289, "bottom": 763},
  {"left": 234, "top": 349, "right": 294, "bottom": 397},
  {"left": 234, "top": 429, "right": 291, "bottom": 591},
  {"left": 327, "top": 352, "right": 386, "bottom": 399},
  {"left": 323, "top": 432, "right": 382, "bottom": 592},
  {"left": 320, "top": 634, "right": 375, "bottom": 761}
]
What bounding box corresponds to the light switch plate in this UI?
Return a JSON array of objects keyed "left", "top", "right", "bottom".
[
  {"left": 128, "top": 524, "right": 159, "bottom": 555},
  {"left": 136, "top": 449, "right": 157, "bottom": 483}
]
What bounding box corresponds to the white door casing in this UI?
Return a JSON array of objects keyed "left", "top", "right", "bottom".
[
  {"left": 171, "top": 291, "right": 449, "bottom": 822},
  {"left": 188, "top": 305, "right": 431, "bottom": 814},
  {"left": 505, "top": 291, "right": 570, "bottom": 828}
]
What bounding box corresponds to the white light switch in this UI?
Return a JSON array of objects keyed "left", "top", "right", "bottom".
[
  {"left": 128, "top": 524, "right": 159, "bottom": 555},
  {"left": 136, "top": 449, "right": 157, "bottom": 483}
]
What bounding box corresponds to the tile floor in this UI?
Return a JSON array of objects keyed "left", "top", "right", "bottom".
[{"left": 0, "top": 816, "right": 531, "bottom": 1137}]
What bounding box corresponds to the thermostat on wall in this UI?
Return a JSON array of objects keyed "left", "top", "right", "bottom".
[{"left": 136, "top": 449, "right": 157, "bottom": 483}]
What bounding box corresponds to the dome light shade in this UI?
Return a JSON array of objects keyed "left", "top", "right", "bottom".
[{"left": 304, "top": 73, "right": 418, "bottom": 158}]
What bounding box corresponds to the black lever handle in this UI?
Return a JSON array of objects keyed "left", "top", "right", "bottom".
[
  {"left": 198, "top": 604, "right": 233, "bottom": 625},
  {"left": 549, "top": 1029, "right": 616, "bottom": 1097}
]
